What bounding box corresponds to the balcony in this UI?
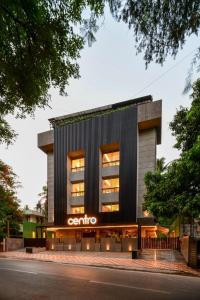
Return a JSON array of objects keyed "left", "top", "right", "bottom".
[
  {"left": 102, "top": 164, "right": 119, "bottom": 177},
  {"left": 71, "top": 191, "right": 84, "bottom": 197},
  {"left": 101, "top": 187, "right": 119, "bottom": 203},
  {"left": 102, "top": 160, "right": 119, "bottom": 168},
  {"left": 70, "top": 191, "right": 84, "bottom": 206},
  {"left": 70, "top": 169, "right": 84, "bottom": 182}
]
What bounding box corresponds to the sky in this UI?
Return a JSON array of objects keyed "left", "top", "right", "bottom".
[{"left": 0, "top": 11, "right": 199, "bottom": 209}]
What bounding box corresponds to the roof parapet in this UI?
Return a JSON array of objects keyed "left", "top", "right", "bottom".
[{"left": 49, "top": 95, "right": 152, "bottom": 127}]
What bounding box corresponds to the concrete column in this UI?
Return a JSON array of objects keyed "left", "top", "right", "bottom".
[
  {"left": 47, "top": 152, "right": 54, "bottom": 223},
  {"left": 137, "top": 128, "right": 157, "bottom": 218}
]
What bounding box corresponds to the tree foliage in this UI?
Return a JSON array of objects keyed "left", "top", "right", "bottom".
[
  {"left": 144, "top": 80, "right": 200, "bottom": 227},
  {"left": 0, "top": 0, "right": 104, "bottom": 144},
  {"left": 0, "top": 159, "right": 22, "bottom": 238},
  {"left": 1, "top": 0, "right": 200, "bottom": 144},
  {"left": 110, "top": 0, "right": 200, "bottom": 65},
  {"left": 36, "top": 185, "right": 48, "bottom": 220},
  {"left": 170, "top": 79, "right": 200, "bottom": 151}
]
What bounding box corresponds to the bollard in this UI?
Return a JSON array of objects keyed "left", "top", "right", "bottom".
[{"left": 132, "top": 250, "right": 138, "bottom": 259}]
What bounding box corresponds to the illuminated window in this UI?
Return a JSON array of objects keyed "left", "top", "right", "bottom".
[
  {"left": 71, "top": 158, "right": 85, "bottom": 172},
  {"left": 71, "top": 182, "right": 84, "bottom": 197},
  {"left": 102, "top": 151, "right": 119, "bottom": 167},
  {"left": 32, "top": 231, "right": 36, "bottom": 238},
  {"left": 102, "top": 178, "right": 119, "bottom": 193},
  {"left": 71, "top": 206, "right": 85, "bottom": 214},
  {"left": 102, "top": 204, "right": 119, "bottom": 212}
]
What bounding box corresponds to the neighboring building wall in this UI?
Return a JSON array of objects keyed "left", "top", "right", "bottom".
[
  {"left": 181, "top": 236, "right": 189, "bottom": 263},
  {"left": 6, "top": 238, "right": 24, "bottom": 251},
  {"left": 48, "top": 152, "right": 54, "bottom": 223},
  {"left": 23, "top": 221, "right": 42, "bottom": 238},
  {"left": 137, "top": 128, "right": 157, "bottom": 218}
]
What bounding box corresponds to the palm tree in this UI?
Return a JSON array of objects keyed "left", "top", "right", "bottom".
[
  {"left": 38, "top": 185, "right": 48, "bottom": 220},
  {"left": 156, "top": 157, "right": 166, "bottom": 173}
]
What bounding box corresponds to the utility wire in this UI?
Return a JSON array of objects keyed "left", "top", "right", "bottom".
[{"left": 133, "top": 47, "right": 199, "bottom": 97}]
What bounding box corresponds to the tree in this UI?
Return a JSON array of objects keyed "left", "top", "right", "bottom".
[
  {"left": 1, "top": 1, "right": 200, "bottom": 144},
  {"left": 170, "top": 79, "right": 200, "bottom": 152},
  {"left": 144, "top": 80, "right": 200, "bottom": 234},
  {"left": 110, "top": 1, "right": 200, "bottom": 66},
  {"left": 156, "top": 157, "right": 167, "bottom": 173},
  {"left": 24, "top": 204, "right": 29, "bottom": 211},
  {"left": 0, "top": 0, "right": 104, "bottom": 144},
  {"left": 0, "top": 159, "right": 22, "bottom": 238},
  {"left": 37, "top": 185, "right": 48, "bottom": 220}
]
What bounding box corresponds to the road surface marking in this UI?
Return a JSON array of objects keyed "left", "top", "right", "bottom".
[
  {"left": 90, "top": 280, "right": 171, "bottom": 294},
  {"left": 0, "top": 267, "right": 37, "bottom": 275}
]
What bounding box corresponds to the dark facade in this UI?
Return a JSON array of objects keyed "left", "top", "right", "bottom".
[{"left": 54, "top": 105, "right": 138, "bottom": 226}]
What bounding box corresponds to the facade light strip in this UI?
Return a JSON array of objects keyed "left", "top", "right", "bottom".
[{"left": 47, "top": 225, "right": 157, "bottom": 231}]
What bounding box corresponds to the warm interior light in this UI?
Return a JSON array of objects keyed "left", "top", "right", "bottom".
[
  {"left": 32, "top": 231, "right": 36, "bottom": 238},
  {"left": 103, "top": 152, "right": 119, "bottom": 165},
  {"left": 68, "top": 244, "right": 72, "bottom": 250},
  {"left": 105, "top": 179, "right": 111, "bottom": 186},
  {"left": 72, "top": 182, "right": 84, "bottom": 196},
  {"left": 102, "top": 203, "right": 119, "bottom": 212},
  {"left": 104, "top": 154, "right": 110, "bottom": 162},
  {"left": 102, "top": 178, "right": 119, "bottom": 191},
  {"left": 128, "top": 245, "right": 132, "bottom": 252},
  {"left": 72, "top": 158, "right": 85, "bottom": 170},
  {"left": 52, "top": 244, "right": 54, "bottom": 250},
  {"left": 71, "top": 206, "right": 85, "bottom": 214},
  {"left": 144, "top": 210, "right": 149, "bottom": 217},
  {"left": 86, "top": 244, "right": 90, "bottom": 250},
  {"left": 106, "top": 244, "right": 110, "bottom": 251}
]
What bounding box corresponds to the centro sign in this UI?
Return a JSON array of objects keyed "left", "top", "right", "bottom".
[{"left": 67, "top": 214, "right": 97, "bottom": 226}]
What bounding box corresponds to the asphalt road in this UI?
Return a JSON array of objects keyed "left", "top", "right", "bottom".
[{"left": 0, "top": 258, "right": 200, "bottom": 300}]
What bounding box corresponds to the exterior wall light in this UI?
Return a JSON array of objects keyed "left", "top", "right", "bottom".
[
  {"left": 106, "top": 244, "right": 110, "bottom": 251},
  {"left": 68, "top": 244, "right": 72, "bottom": 250},
  {"left": 128, "top": 245, "right": 132, "bottom": 252},
  {"left": 86, "top": 244, "right": 90, "bottom": 250},
  {"left": 144, "top": 210, "right": 149, "bottom": 217}
]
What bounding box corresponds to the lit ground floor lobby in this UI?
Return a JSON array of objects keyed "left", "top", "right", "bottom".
[{"left": 45, "top": 225, "right": 158, "bottom": 252}]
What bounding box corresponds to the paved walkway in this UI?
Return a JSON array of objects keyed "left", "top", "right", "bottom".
[{"left": 0, "top": 249, "right": 199, "bottom": 277}]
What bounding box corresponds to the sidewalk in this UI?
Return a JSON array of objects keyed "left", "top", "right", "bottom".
[{"left": 0, "top": 249, "right": 199, "bottom": 277}]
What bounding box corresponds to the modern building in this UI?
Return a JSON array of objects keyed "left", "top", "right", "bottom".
[{"left": 38, "top": 95, "right": 162, "bottom": 251}]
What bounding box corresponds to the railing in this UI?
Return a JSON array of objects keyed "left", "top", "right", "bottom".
[
  {"left": 71, "top": 191, "right": 84, "bottom": 197},
  {"left": 71, "top": 166, "right": 84, "bottom": 173},
  {"left": 102, "top": 187, "right": 119, "bottom": 194},
  {"left": 102, "top": 160, "right": 120, "bottom": 167},
  {"left": 141, "top": 237, "right": 180, "bottom": 250}
]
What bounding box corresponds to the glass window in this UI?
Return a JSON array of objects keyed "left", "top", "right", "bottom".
[
  {"left": 102, "top": 204, "right": 119, "bottom": 212},
  {"left": 102, "top": 151, "right": 119, "bottom": 167},
  {"left": 71, "top": 158, "right": 85, "bottom": 172},
  {"left": 71, "top": 206, "right": 84, "bottom": 214},
  {"left": 71, "top": 182, "right": 84, "bottom": 197},
  {"left": 102, "top": 178, "right": 119, "bottom": 193}
]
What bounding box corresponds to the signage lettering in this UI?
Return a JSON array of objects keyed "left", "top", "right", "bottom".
[{"left": 67, "top": 214, "right": 97, "bottom": 226}]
